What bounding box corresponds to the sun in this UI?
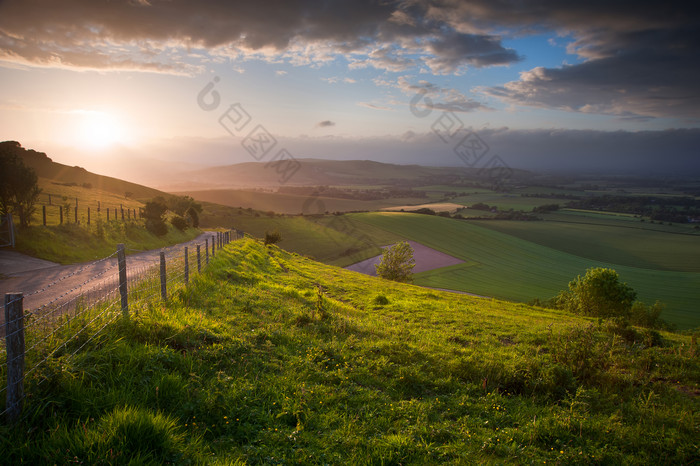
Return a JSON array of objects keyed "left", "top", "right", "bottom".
[{"left": 76, "top": 111, "right": 127, "bottom": 149}]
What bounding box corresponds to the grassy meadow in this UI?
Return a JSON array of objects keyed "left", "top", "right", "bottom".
[
  {"left": 342, "top": 212, "right": 700, "bottom": 329},
  {"left": 2, "top": 239, "right": 698, "bottom": 463},
  {"left": 13, "top": 178, "right": 202, "bottom": 263}
]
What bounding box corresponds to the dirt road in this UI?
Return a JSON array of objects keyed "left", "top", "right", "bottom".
[{"left": 0, "top": 233, "right": 216, "bottom": 323}]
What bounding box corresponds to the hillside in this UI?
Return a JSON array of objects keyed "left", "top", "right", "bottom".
[
  {"left": 5, "top": 141, "right": 165, "bottom": 200},
  {"left": 3, "top": 239, "right": 698, "bottom": 463}
]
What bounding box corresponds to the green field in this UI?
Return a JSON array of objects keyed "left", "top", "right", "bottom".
[
  {"left": 346, "top": 212, "right": 700, "bottom": 329},
  {"left": 3, "top": 239, "right": 697, "bottom": 463},
  {"left": 180, "top": 188, "right": 430, "bottom": 215},
  {"left": 471, "top": 217, "right": 700, "bottom": 273}
]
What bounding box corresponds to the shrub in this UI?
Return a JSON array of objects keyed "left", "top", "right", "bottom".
[
  {"left": 555, "top": 267, "right": 636, "bottom": 318},
  {"left": 264, "top": 230, "right": 282, "bottom": 246},
  {"left": 170, "top": 215, "right": 188, "bottom": 231},
  {"left": 373, "top": 295, "right": 390, "bottom": 306},
  {"left": 145, "top": 218, "right": 168, "bottom": 236}
]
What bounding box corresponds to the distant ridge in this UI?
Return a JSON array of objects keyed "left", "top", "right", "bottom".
[{"left": 159, "top": 158, "right": 531, "bottom": 190}]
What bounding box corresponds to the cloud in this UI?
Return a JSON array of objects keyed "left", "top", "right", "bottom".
[
  {"left": 394, "top": 76, "right": 489, "bottom": 113},
  {"left": 358, "top": 102, "right": 394, "bottom": 111},
  {"left": 1, "top": 0, "right": 696, "bottom": 119},
  {"left": 322, "top": 76, "right": 356, "bottom": 84},
  {"left": 316, "top": 120, "right": 335, "bottom": 128},
  {"left": 0, "top": 0, "right": 520, "bottom": 74}
]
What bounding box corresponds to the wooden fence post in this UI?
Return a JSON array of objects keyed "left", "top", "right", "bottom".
[
  {"left": 117, "top": 244, "right": 128, "bottom": 318},
  {"left": 184, "top": 246, "right": 189, "bottom": 286},
  {"left": 59, "top": 206, "right": 63, "bottom": 224},
  {"left": 42, "top": 206, "right": 46, "bottom": 226},
  {"left": 48, "top": 194, "right": 52, "bottom": 205},
  {"left": 205, "top": 239, "right": 209, "bottom": 265},
  {"left": 160, "top": 251, "right": 167, "bottom": 301},
  {"left": 87, "top": 207, "right": 90, "bottom": 225},
  {"left": 4, "top": 293, "right": 25, "bottom": 423},
  {"left": 197, "top": 244, "right": 201, "bottom": 273},
  {"left": 97, "top": 201, "right": 100, "bottom": 212},
  {"left": 212, "top": 235, "right": 216, "bottom": 257},
  {"left": 74, "top": 206, "right": 78, "bottom": 224}
]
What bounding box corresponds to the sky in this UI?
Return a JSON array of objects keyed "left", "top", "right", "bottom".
[{"left": 0, "top": 0, "right": 699, "bottom": 183}]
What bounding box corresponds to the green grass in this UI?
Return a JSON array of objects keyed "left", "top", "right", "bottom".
[
  {"left": 471, "top": 218, "right": 700, "bottom": 273},
  {"left": 449, "top": 193, "right": 566, "bottom": 211},
  {"left": 347, "top": 212, "right": 700, "bottom": 329},
  {"left": 2, "top": 239, "right": 698, "bottom": 464},
  {"left": 15, "top": 220, "right": 203, "bottom": 264},
  {"left": 180, "top": 188, "right": 428, "bottom": 215},
  {"left": 199, "top": 204, "right": 402, "bottom": 267}
]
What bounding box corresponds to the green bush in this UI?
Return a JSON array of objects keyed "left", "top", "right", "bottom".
[
  {"left": 170, "top": 215, "right": 188, "bottom": 231},
  {"left": 555, "top": 267, "right": 636, "bottom": 318},
  {"left": 264, "top": 230, "right": 282, "bottom": 245}
]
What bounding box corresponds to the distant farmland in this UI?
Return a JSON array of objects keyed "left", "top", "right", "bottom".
[
  {"left": 178, "top": 188, "right": 429, "bottom": 214},
  {"left": 345, "top": 212, "right": 700, "bottom": 329}
]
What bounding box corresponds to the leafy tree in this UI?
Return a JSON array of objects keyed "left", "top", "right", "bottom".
[
  {"left": 0, "top": 141, "right": 42, "bottom": 228},
  {"left": 185, "top": 206, "right": 200, "bottom": 228},
  {"left": 143, "top": 198, "right": 168, "bottom": 236},
  {"left": 555, "top": 267, "right": 637, "bottom": 318},
  {"left": 170, "top": 215, "right": 189, "bottom": 231},
  {"left": 375, "top": 241, "right": 415, "bottom": 283}
]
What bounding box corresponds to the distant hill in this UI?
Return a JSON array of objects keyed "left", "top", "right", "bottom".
[
  {"left": 3, "top": 141, "right": 165, "bottom": 200},
  {"left": 158, "top": 158, "right": 531, "bottom": 190}
]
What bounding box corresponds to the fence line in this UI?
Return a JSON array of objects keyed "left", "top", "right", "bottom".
[{"left": 1, "top": 229, "right": 244, "bottom": 422}]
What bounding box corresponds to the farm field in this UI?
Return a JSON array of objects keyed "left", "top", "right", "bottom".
[
  {"left": 471, "top": 217, "right": 700, "bottom": 273},
  {"left": 346, "top": 212, "right": 700, "bottom": 329},
  {"left": 450, "top": 193, "right": 566, "bottom": 211},
  {"left": 179, "top": 188, "right": 429, "bottom": 214}
]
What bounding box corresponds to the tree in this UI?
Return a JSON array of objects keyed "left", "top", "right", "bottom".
[
  {"left": 555, "top": 267, "right": 637, "bottom": 318},
  {"left": 375, "top": 241, "right": 415, "bottom": 283},
  {"left": 0, "top": 141, "right": 42, "bottom": 228},
  {"left": 143, "top": 198, "right": 168, "bottom": 236}
]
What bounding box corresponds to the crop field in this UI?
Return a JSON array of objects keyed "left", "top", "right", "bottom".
[
  {"left": 471, "top": 217, "right": 700, "bottom": 273},
  {"left": 346, "top": 212, "right": 700, "bottom": 329},
  {"left": 449, "top": 193, "right": 565, "bottom": 211},
  {"left": 180, "top": 188, "right": 429, "bottom": 215}
]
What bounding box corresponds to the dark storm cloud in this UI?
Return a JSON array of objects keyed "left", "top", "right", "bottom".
[
  {"left": 0, "top": 0, "right": 519, "bottom": 74},
  {"left": 0, "top": 0, "right": 697, "bottom": 119},
  {"left": 316, "top": 120, "right": 335, "bottom": 128},
  {"left": 453, "top": 0, "right": 700, "bottom": 119}
]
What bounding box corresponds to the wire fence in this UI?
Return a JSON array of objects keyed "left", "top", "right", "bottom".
[{"left": 0, "top": 229, "right": 243, "bottom": 422}]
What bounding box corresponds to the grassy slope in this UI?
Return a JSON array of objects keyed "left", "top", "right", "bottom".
[
  {"left": 199, "top": 203, "right": 397, "bottom": 266},
  {"left": 3, "top": 239, "right": 697, "bottom": 464},
  {"left": 347, "top": 212, "right": 700, "bottom": 329},
  {"left": 14, "top": 178, "right": 201, "bottom": 263}
]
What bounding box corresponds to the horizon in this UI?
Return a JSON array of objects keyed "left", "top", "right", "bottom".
[{"left": 1, "top": 1, "right": 699, "bottom": 185}]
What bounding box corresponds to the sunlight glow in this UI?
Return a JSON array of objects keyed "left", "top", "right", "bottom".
[{"left": 75, "top": 111, "right": 128, "bottom": 149}]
